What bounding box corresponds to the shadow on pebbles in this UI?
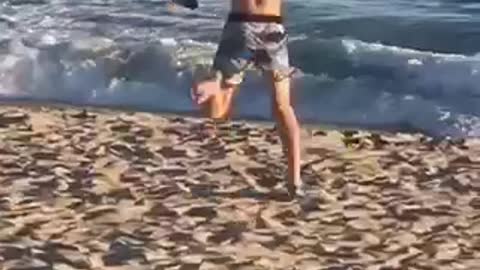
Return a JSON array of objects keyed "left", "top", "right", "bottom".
[{"left": 0, "top": 105, "right": 479, "bottom": 270}]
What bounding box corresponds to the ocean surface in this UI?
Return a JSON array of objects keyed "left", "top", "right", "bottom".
[{"left": 1, "top": 0, "right": 480, "bottom": 138}]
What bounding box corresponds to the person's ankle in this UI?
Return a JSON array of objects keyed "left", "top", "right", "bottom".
[{"left": 286, "top": 178, "right": 305, "bottom": 198}]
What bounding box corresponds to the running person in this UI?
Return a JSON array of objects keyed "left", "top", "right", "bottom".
[{"left": 189, "top": 0, "right": 303, "bottom": 197}]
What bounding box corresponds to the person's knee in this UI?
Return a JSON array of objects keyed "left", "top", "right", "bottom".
[
  {"left": 273, "top": 100, "right": 293, "bottom": 115},
  {"left": 272, "top": 102, "right": 300, "bottom": 130}
]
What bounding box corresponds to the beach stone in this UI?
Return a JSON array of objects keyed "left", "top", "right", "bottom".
[
  {"left": 0, "top": 244, "right": 27, "bottom": 260},
  {"left": 44, "top": 243, "right": 89, "bottom": 268},
  {"left": 199, "top": 262, "right": 229, "bottom": 270},
  {"left": 390, "top": 231, "right": 418, "bottom": 246},
  {"left": 146, "top": 203, "right": 178, "bottom": 217},
  {"left": 362, "top": 232, "right": 382, "bottom": 246},
  {"left": 411, "top": 216, "right": 436, "bottom": 235},
  {"left": 83, "top": 205, "right": 118, "bottom": 221},
  {"left": 383, "top": 247, "right": 423, "bottom": 268},
  {"left": 469, "top": 198, "right": 480, "bottom": 209},
  {"left": 4, "top": 258, "right": 49, "bottom": 270},
  {"left": 120, "top": 171, "right": 143, "bottom": 183},
  {"left": 109, "top": 123, "right": 131, "bottom": 133},
  {"left": 53, "top": 263, "right": 77, "bottom": 270},
  {"left": 181, "top": 254, "right": 204, "bottom": 264},
  {"left": 469, "top": 222, "right": 480, "bottom": 236},
  {"left": 159, "top": 166, "right": 188, "bottom": 178},
  {"left": 0, "top": 111, "right": 28, "bottom": 125},
  {"left": 158, "top": 146, "right": 188, "bottom": 158},
  {"left": 102, "top": 239, "right": 145, "bottom": 266},
  {"left": 347, "top": 217, "right": 379, "bottom": 231},
  {"left": 435, "top": 243, "right": 460, "bottom": 262},
  {"left": 1, "top": 104, "right": 480, "bottom": 270}
]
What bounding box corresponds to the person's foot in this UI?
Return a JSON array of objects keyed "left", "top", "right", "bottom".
[
  {"left": 191, "top": 79, "right": 222, "bottom": 105},
  {"left": 287, "top": 180, "right": 306, "bottom": 199}
]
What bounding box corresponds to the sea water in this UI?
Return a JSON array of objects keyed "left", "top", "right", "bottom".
[{"left": 1, "top": 0, "right": 480, "bottom": 138}]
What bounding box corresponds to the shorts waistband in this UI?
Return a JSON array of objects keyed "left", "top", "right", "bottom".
[{"left": 227, "top": 13, "right": 283, "bottom": 23}]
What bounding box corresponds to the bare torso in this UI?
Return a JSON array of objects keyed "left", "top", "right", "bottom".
[{"left": 231, "top": 0, "right": 282, "bottom": 16}]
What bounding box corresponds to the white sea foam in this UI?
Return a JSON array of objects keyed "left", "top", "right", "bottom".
[{"left": 0, "top": 0, "right": 479, "bottom": 138}]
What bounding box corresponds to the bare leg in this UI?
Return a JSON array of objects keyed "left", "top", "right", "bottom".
[
  {"left": 192, "top": 78, "right": 238, "bottom": 121},
  {"left": 266, "top": 72, "right": 302, "bottom": 196}
]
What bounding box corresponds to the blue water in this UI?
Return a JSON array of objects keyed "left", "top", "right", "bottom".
[{"left": 1, "top": 0, "right": 480, "bottom": 138}]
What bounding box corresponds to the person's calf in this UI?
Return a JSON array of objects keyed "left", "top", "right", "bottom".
[
  {"left": 205, "top": 91, "right": 234, "bottom": 121},
  {"left": 273, "top": 104, "right": 302, "bottom": 185},
  {"left": 191, "top": 79, "right": 222, "bottom": 105}
]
